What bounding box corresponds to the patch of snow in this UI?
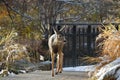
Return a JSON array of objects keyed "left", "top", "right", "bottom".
[
  {"left": 8, "top": 72, "right": 16, "bottom": 77},
  {"left": 96, "top": 58, "right": 120, "bottom": 77},
  {"left": 95, "top": 58, "right": 120, "bottom": 80},
  {"left": 63, "top": 65, "right": 96, "bottom": 72},
  {"left": 97, "top": 64, "right": 120, "bottom": 80},
  {"left": 117, "top": 76, "right": 120, "bottom": 80},
  {"left": 19, "top": 70, "right": 26, "bottom": 73},
  {"left": 41, "top": 61, "right": 52, "bottom": 65},
  {"left": 40, "top": 55, "right": 44, "bottom": 61}
]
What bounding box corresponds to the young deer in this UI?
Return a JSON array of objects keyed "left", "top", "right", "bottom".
[{"left": 48, "top": 27, "right": 66, "bottom": 77}]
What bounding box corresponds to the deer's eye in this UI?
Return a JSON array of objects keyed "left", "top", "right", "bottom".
[
  {"left": 59, "top": 35, "right": 62, "bottom": 38},
  {"left": 59, "top": 35, "right": 61, "bottom": 37}
]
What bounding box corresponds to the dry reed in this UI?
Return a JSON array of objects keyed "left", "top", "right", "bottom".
[{"left": 97, "top": 24, "right": 120, "bottom": 60}]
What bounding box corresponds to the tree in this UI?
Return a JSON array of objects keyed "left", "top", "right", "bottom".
[{"left": 0, "top": 0, "right": 120, "bottom": 62}]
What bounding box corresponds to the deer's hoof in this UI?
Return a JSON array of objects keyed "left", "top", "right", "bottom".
[
  {"left": 55, "top": 72, "right": 58, "bottom": 75},
  {"left": 59, "top": 71, "right": 62, "bottom": 73},
  {"left": 52, "top": 73, "right": 54, "bottom": 77},
  {"left": 52, "top": 74, "right": 54, "bottom": 77}
]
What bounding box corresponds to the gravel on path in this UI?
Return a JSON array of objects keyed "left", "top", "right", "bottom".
[{"left": 0, "top": 70, "right": 89, "bottom": 80}]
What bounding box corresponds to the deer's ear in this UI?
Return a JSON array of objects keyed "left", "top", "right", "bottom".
[{"left": 53, "top": 27, "right": 58, "bottom": 34}]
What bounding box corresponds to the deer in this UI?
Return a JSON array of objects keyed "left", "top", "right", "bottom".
[{"left": 48, "top": 26, "right": 66, "bottom": 77}]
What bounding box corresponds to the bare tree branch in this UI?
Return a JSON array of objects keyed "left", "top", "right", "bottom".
[
  {"left": 2, "top": 0, "right": 34, "bottom": 21},
  {"left": 2, "top": 0, "right": 14, "bottom": 24}
]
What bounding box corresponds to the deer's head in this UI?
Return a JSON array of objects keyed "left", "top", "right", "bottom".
[{"left": 53, "top": 26, "right": 66, "bottom": 44}]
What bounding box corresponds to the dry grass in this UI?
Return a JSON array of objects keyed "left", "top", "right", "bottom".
[
  {"left": 88, "top": 74, "right": 116, "bottom": 80},
  {"left": 103, "top": 74, "right": 117, "bottom": 80},
  {"left": 97, "top": 24, "right": 120, "bottom": 60},
  {"left": 82, "top": 56, "right": 102, "bottom": 64},
  {"left": 0, "top": 29, "right": 30, "bottom": 76},
  {"left": 85, "top": 24, "right": 120, "bottom": 79},
  {"left": 88, "top": 76, "right": 97, "bottom": 80},
  {"left": 94, "top": 24, "right": 120, "bottom": 67},
  {"left": 83, "top": 24, "right": 118, "bottom": 63},
  {"left": 102, "top": 33, "right": 120, "bottom": 60}
]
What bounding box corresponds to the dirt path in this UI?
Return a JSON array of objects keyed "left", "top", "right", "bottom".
[{"left": 0, "top": 71, "right": 89, "bottom": 80}]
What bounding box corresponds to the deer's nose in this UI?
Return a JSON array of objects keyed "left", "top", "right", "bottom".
[
  {"left": 64, "top": 40, "right": 67, "bottom": 42},
  {"left": 63, "top": 39, "right": 67, "bottom": 43}
]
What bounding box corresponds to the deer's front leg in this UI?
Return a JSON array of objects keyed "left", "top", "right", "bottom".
[
  {"left": 56, "top": 52, "right": 64, "bottom": 74},
  {"left": 56, "top": 54, "right": 59, "bottom": 75},
  {"left": 59, "top": 52, "right": 63, "bottom": 73},
  {"left": 51, "top": 53, "right": 55, "bottom": 77}
]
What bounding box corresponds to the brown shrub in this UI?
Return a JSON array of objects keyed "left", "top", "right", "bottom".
[
  {"left": 96, "top": 24, "right": 120, "bottom": 60},
  {"left": 101, "top": 32, "right": 120, "bottom": 61}
]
